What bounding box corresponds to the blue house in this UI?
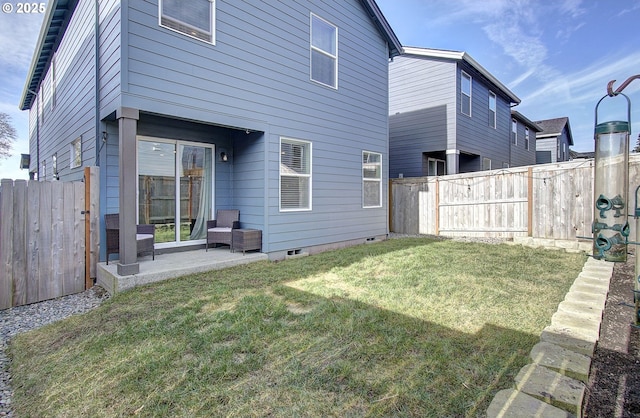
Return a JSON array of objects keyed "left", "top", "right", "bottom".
[
  {"left": 535, "top": 117, "right": 574, "bottom": 164},
  {"left": 20, "top": 0, "right": 402, "bottom": 274},
  {"left": 389, "top": 47, "right": 538, "bottom": 177}
]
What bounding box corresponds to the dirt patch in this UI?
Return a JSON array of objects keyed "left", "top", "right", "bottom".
[{"left": 583, "top": 251, "right": 640, "bottom": 417}]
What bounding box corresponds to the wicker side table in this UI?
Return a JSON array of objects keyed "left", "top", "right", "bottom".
[{"left": 232, "top": 229, "right": 262, "bottom": 254}]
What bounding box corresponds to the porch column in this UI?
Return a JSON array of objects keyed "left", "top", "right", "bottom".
[
  {"left": 117, "top": 107, "right": 140, "bottom": 276},
  {"left": 446, "top": 149, "right": 459, "bottom": 175}
]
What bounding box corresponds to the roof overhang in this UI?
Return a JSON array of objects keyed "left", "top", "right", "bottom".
[
  {"left": 361, "top": 0, "right": 403, "bottom": 58},
  {"left": 511, "top": 110, "right": 543, "bottom": 132},
  {"left": 19, "top": 0, "right": 79, "bottom": 111},
  {"left": 402, "top": 46, "right": 521, "bottom": 105}
]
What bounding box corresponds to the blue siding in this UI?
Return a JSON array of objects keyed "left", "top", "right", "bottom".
[
  {"left": 456, "top": 61, "right": 513, "bottom": 169},
  {"left": 28, "top": 0, "right": 392, "bottom": 258},
  {"left": 31, "top": 0, "right": 96, "bottom": 182},
  {"left": 389, "top": 53, "right": 534, "bottom": 175}
]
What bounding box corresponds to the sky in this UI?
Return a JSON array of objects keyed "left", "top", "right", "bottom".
[{"left": 0, "top": 0, "right": 640, "bottom": 180}]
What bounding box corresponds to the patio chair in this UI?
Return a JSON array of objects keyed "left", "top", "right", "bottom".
[
  {"left": 105, "top": 213, "right": 155, "bottom": 264},
  {"left": 206, "top": 209, "right": 240, "bottom": 251}
]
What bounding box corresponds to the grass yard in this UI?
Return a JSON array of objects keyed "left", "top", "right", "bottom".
[{"left": 8, "top": 237, "right": 586, "bottom": 417}]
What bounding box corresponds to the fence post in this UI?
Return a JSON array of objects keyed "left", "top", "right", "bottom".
[
  {"left": 0, "top": 179, "right": 14, "bottom": 309},
  {"left": 528, "top": 166, "right": 533, "bottom": 236},
  {"left": 435, "top": 178, "right": 440, "bottom": 236}
]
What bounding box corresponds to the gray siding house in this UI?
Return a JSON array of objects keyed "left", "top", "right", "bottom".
[
  {"left": 389, "top": 47, "right": 537, "bottom": 177},
  {"left": 535, "top": 117, "right": 574, "bottom": 164},
  {"left": 20, "top": 0, "right": 402, "bottom": 273}
]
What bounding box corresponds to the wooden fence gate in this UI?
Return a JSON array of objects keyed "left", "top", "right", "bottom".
[{"left": 0, "top": 167, "right": 99, "bottom": 309}]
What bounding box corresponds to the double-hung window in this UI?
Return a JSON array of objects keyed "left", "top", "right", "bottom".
[
  {"left": 310, "top": 14, "right": 338, "bottom": 89},
  {"left": 488, "top": 91, "right": 496, "bottom": 128},
  {"left": 70, "top": 137, "right": 82, "bottom": 169},
  {"left": 461, "top": 71, "right": 471, "bottom": 116},
  {"left": 525, "top": 127, "right": 530, "bottom": 150},
  {"left": 512, "top": 119, "right": 518, "bottom": 145},
  {"left": 160, "top": 0, "right": 215, "bottom": 44},
  {"left": 280, "top": 138, "right": 312, "bottom": 211},
  {"left": 362, "top": 151, "right": 382, "bottom": 208}
]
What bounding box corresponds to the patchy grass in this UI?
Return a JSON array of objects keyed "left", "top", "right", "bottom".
[{"left": 9, "top": 237, "right": 585, "bottom": 417}]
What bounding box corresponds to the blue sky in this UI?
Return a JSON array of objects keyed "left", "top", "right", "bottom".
[{"left": 1, "top": 1, "right": 639, "bottom": 180}]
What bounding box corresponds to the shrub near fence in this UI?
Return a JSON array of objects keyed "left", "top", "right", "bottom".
[
  {"left": 0, "top": 167, "right": 99, "bottom": 309},
  {"left": 390, "top": 154, "right": 640, "bottom": 242}
]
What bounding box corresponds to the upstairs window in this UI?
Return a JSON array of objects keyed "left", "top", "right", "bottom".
[
  {"left": 310, "top": 14, "right": 338, "bottom": 89},
  {"left": 70, "top": 137, "right": 82, "bottom": 169},
  {"left": 160, "top": 0, "right": 215, "bottom": 44},
  {"left": 488, "top": 91, "right": 496, "bottom": 128},
  {"left": 280, "top": 138, "right": 312, "bottom": 211},
  {"left": 362, "top": 151, "right": 382, "bottom": 208},
  {"left": 525, "top": 127, "right": 530, "bottom": 150},
  {"left": 461, "top": 71, "right": 471, "bottom": 116},
  {"left": 511, "top": 119, "right": 517, "bottom": 145}
]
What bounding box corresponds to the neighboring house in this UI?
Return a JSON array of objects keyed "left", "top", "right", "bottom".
[
  {"left": 569, "top": 150, "right": 595, "bottom": 160},
  {"left": 535, "top": 117, "right": 574, "bottom": 164},
  {"left": 20, "top": 0, "right": 402, "bottom": 273},
  {"left": 388, "top": 47, "right": 537, "bottom": 178},
  {"left": 511, "top": 110, "right": 543, "bottom": 168}
]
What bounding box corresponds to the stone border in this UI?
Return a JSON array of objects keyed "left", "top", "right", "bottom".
[{"left": 486, "top": 253, "right": 613, "bottom": 417}]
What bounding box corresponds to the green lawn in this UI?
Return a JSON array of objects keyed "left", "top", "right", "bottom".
[{"left": 9, "top": 237, "right": 585, "bottom": 417}]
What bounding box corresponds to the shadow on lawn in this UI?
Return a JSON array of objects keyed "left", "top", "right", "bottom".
[{"left": 9, "top": 237, "right": 575, "bottom": 417}]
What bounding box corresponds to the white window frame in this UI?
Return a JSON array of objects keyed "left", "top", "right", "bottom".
[
  {"left": 362, "top": 151, "right": 382, "bottom": 208},
  {"left": 159, "top": 0, "right": 216, "bottom": 44},
  {"left": 310, "top": 13, "right": 338, "bottom": 89},
  {"left": 461, "top": 71, "right": 472, "bottom": 116},
  {"left": 427, "top": 157, "right": 446, "bottom": 176},
  {"left": 41, "top": 159, "right": 46, "bottom": 181},
  {"left": 488, "top": 91, "right": 496, "bottom": 128},
  {"left": 512, "top": 119, "right": 518, "bottom": 145},
  {"left": 280, "top": 138, "right": 312, "bottom": 212},
  {"left": 70, "top": 137, "right": 82, "bottom": 169},
  {"left": 525, "top": 127, "right": 530, "bottom": 150},
  {"left": 52, "top": 153, "right": 58, "bottom": 179}
]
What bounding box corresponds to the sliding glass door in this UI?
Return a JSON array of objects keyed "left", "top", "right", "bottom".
[{"left": 138, "top": 137, "right": 214, "bottom": 246}]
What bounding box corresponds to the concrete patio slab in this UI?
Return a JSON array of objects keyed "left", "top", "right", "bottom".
[{"left": 97, "top": 247, "right": 268, "bottom": 294}]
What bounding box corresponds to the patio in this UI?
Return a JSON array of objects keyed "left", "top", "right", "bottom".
[{"left": 97, "top": 247, "right": 268, "bottom": 294}]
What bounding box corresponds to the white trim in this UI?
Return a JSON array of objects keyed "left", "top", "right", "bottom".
[
  {"left": 402, "top": 46, "right": 520, "bottom": 104},
  {"left": 136, "top": 135, "right": 215, "bottom": 246},
  {"left": 362, "top": 150, "right": 382, "bottom": 208},
  {"left": 310, "top": 13, "right": 338, "bottom": 89},
  {"left": 461, "top": 71, "right": 472, "bottom": 117},
  {"left": 279, "top": 137, "right": 312, "bottom": 212},
  {"left": 159, "top": 0, "right": 216, "bottom": 45},
  {"left": 446, "top": 149, "right": 460, "bottom": 155},
  {"left": 70, "top": 137, "right": 82, "bottom": 169},
  {"left": 488, "top": 91, "right": 496, "bottom": 129}
]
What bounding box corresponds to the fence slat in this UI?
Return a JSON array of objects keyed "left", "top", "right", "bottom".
[
  {"left": 0, "top": 179, "right": 14, "bottom": 309},
  {"left": 12, "top": 180, "right": 27, "bottom": 306},
  {"left": 390, "top": 156, "right": 640, "bottom": 241},
  {"left": 0, "top": 171, "right": 98, "bottom": 309}
]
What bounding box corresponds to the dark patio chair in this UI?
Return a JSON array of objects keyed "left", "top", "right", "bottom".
[
  {"left": 105, "top": 213, "right": 155, "bottom": 264},
  {"left": 206, "top": 209, "right": 240, "bottom": 251}
]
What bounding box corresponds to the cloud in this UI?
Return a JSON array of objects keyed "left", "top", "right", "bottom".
[{"left": 0, "top": 13, "right": 44, "bottom": 70}]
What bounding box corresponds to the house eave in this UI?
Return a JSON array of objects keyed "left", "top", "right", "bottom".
[
  {"left": 361, "top": 0, "right": 403, "bottom": 58},
  {"left": 402, "top": 46, "right": 521, "bottom": 105},
  {"left": 19, "top": 0, "right": 79, "bottom": 111}
]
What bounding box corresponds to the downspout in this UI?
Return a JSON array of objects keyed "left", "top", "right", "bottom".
[
  {"left": 28, "top": 88, "right": 40, "bottom": 180},
  {"left": 94, "top": 0, "right": 102, "bottom": 166}
]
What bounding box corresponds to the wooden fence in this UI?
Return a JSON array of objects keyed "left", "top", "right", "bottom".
[
  {"left": 390, "top": 155, "right": 640, "bottom": 240},
  {"left": 0, "top": 167, "right": 99, "bottom": 309}
]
